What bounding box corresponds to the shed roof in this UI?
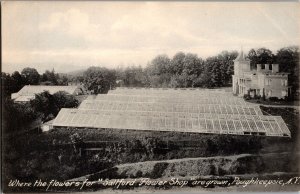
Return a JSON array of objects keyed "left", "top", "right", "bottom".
[
  {"left": 17, "top": 85, "right": 79, "bottom": 96},
  {"left": 14, "top": 95, "right": 35, "bottom": 102}
]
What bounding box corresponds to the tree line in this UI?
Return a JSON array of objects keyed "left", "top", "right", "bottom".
[
  {"left": 1, "top": 68, "right": 69, "bottom": 98},
  {"left": 115, "top": 46, "right": 299, "bottom": 91},
  {"left": 116, "top": 51, "right": 237, "bottom": 88},
  {"left": 1, "top": 46, "right": 299, "bottom": 98}
]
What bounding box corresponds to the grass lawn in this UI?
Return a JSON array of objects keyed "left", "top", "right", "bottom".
[{"left": 246, "top": 98, "right": 300, "bottom": 106}]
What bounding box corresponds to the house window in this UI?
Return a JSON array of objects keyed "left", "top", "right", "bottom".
[
  {"left": 268, "top": 90, "right": 272, "bottom": 97},
  {"left": 266, "top": 79, "right": 272, "bottom": 86},
  {"left": 282, "top": 90, "right": 287, "bottom": 97},
  {"left": 269, "top": 64, "right": 272, "bottom": 70},
  {"left": 281, "top": 80, "right": 288, "bottom": 86},
  {"left": 262, "top": 64, "right": 265, "bottom": 69}
]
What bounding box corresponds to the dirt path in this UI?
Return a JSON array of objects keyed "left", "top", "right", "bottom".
[
  {"left": 260, "top": 104, "right": 300, "bottom": 109},
  {"left": 71, "top": 151, "right": 299, "bottom": 182},
  {"left": 116, "top": 151, "right": 300, "bottom": 169},
  {"left": 116, "top": 153, "right": 252, "bottom": 168},
  {"left": 245, "top": 100, "right": 300, "bottom": 109}
]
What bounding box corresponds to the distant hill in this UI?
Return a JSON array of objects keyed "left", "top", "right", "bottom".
[{"left": 65, "top": 69, "right": 86, "bottom": 76}]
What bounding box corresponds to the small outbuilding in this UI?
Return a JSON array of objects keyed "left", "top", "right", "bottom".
[
  {"left": 41, "top": 119, "right": 54, "bottom": 132},
  {"left": 11, "top": 85, "right": 83, "bottom": 102}
]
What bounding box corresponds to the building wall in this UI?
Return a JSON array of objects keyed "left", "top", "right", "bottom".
[
  {"left": 233, "top": 73, "right": 289, "bottom": 99},
  {"left": 250, "top": 74, "right": 258, "bottom": 86},
  {"left": 41, "top": 124, "right": 53, "bottom": 132},
  {"left": 232, "top": 51, "right": 289, "bottom": 99},
  {"left": 263, "top": 75, "right": 289, "bottom": 99},
  {"left": 241, "top": 61, "right": 251, "bottom": 72},
  {"left": 234, "top": 61, "right": 251, "bottom": 76},
  {"left": 233, "top": 54, "right": 251, "bottom": 97}
]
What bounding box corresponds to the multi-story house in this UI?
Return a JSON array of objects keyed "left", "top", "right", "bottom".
[{"left": 232, "top": 50, "right": 291, "bottom": 99}]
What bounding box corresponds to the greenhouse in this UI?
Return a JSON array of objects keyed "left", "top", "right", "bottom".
[{"left": 51, "top": 88, "right": 291, "bottom": 137}]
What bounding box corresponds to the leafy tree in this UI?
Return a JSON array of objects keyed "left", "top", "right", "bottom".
[
  {"left": 276, "top": 46, "right": 299, "bottom": 72},
  {"left": 276, "top": 46, "right": 299, "bottom": 93},
  {"left": 57, "top": 74, "right": 69, "bottom": 85},
  {"left": 1, "top": 73, "right": 14, "bottom": 98},
  {"left": 169, "top": 74, "right": 186, "bottom": 88},
  {"left": 150, "top": 55, "right": 171, "bottom": 75},
  {"left": 11, "top": 71, "right": 25, "bottom": 92},
  {"left": 217, "top": 51, "right": 238, "bottom": 84},
  {"left": 83, "top": 67, "right": 116, "bottom": 94},
  {"left": 146, "top": 74, "right": 162, "bottom": 88},
  {"left": 247, "top": 49, "right": 258, "bottom": 70},
  {"left": 256, "top": 48, "right": 275, "bottom": 65},
  {"left": 2, "top": 99, "right": 38, "bottom": 133},
  {"left": 30, "top": 91, "right": 56, "bottom": 121},
  {"left": 53, "top": 91, "right": 78, "bottom": 108},
  {"left": 30, "top": 91, "right": 78, "bottom": 121},
  {"left": 21, "top": 67, "right": 40, "bottom": 85},
  {"left": 182, "top": 53, "right": 204, "bottom": 87},
  {"left": 41, "top": 69, "right": 58, "bottom": 85},
  {"left": 170, "top": 52, "right": 185, "bottom": 74},
  {"left": 207, "top": 58, "right": 222, "bottom": 87},
  {"left": 122, "top": 66, "right": 148, "bottom": 87},
  {"left": 2, "top": 71, "right": 26, "bottom": 98},
  {"left": 145, "top": 55, "right": 172, "bottom": 87},
  {"left": 199, "top": 51, "right": 237, "bottom": 88},
  {"left": 194, "top": 72, "right": 211, "bottom": 88}
]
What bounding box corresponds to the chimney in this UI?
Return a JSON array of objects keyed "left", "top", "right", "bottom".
[
  {"left": 257, "top": 64, "right": 261, "bottom": 72},
  {"left": 272, "top": 64, "right": 279, "bottom": 73}
]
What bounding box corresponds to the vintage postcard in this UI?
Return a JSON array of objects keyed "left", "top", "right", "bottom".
[{"left": 1, "top": 1, "right": 300, "bottom": 193}]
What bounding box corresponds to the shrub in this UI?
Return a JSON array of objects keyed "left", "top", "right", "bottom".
[
  {"left": 269, "top": 97, "right": 279, "bottom": 101},
  {"left": 243, "top": 94, "right": 251, "bottom": 100},
  {"left": 209, "top": 165, "right": 217, "bottom": 175},
  {"left": 254, "top": 95, "right": 261, "bottom": 99},
  {"left": 150, "top": 162, "right": 169, "bottom": 179},
  {"left": 135, "top": 170, "right": 143, "bottom": 178}
]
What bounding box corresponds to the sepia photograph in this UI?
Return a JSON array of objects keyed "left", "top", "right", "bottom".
[{"left": 1, "top": 1, "right": 300, "bottom": 193}]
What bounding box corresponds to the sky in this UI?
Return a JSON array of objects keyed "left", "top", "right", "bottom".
[{"left": 2, "top": 1, "right": 300, "bottom": 73}]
